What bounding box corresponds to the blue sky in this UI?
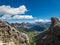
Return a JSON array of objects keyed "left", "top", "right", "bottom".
[{"left": 0, "top": 0, "right": 60, "bottom": 23}]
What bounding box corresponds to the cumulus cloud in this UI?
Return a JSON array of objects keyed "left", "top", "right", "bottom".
[
  {"left": 35, "top": 19, "right": 51, "bottom": 22},
  {"left": 0, "top": 5, "right": 27, "bottom": 15},
  {"left": 2, "top": 14, "right": 12, "bottom": 19},
  {"left": 0, "top": 5, "right": 34, "bottom": 19},
  {"left": 13, "top": 15, "right": 33, "bottom": 19}
]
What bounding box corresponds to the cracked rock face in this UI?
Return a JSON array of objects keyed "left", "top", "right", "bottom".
[
  {"left": 0, "top": 20, "right": 29, "bottom": 45},
  {"left": 36, "top": 17, "right": 60, "bottom": 45}
]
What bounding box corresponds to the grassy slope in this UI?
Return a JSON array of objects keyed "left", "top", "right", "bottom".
[
  {"left": 17, "top": 27, "right": 48, "bottom": 45},
  {"left": 17, "top": 28, "right": 40, "bottom": 45},
  {"left": 25, "top": 31, "right": 40, "bottom": 45}
]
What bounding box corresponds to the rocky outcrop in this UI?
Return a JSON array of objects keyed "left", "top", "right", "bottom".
[
  {"left": 0, "top": 19, "right": 29, "bottom": 45},
  {"left": 36, "top": 17, "right": 60, "bottom": 45}
]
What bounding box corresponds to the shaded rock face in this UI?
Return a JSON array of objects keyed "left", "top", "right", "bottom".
[
  {"left": 36, "top": 17, "right": 60, "bottom": 45},
  {"left": 0, "top": 20, "right": 29, "bottom": 45}
]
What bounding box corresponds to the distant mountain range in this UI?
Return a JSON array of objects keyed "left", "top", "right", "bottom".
[{"left": 9, "top": 22, "right": 51, "bottom": 32}]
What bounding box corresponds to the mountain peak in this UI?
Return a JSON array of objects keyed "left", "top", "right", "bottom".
[
  {"left": 51, "top": 17, "right": 59, "bottom": 25},
  {"left": 36, "top": 17, "right": 60, "bottom": 45}
]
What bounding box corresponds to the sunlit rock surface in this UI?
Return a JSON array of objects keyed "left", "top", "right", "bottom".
[{"left": 0, "top": 19, "right": 29, "bottom": 45}]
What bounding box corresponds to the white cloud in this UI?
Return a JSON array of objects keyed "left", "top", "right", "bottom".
[
  {"left": 2, "top": 14, "right": 12, "bottom": 19},
  {"left": 0, "top": 5, "right": 34, "bottom": 19},
  {"left": 0, "top": 5, "right": 27, "bottom": 15},
  {"left": 13, "top": 15, "right": 33, "bottom": 19},
  {"left": 35, "top": 19, "right": 51, "bottom": 22}
]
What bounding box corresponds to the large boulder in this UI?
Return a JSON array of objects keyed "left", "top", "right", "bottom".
[
  {"left": 0, "top": 20, "right": 29, "bottom": 45},
  {"left": 36, "top": 17, "right": 60, "bottom": 45}
]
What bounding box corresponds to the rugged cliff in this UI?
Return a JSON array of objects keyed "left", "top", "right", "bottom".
[
  {"left": 36, "top": 17, "right": 60, "bottom": 45},
  {"left": 0, "top": 19, "right": 29, "bottom": 45}
]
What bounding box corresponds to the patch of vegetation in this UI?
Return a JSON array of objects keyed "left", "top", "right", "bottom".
[
  {"left": 25, "top": 31, "right": 40, "bottom": 45},
  {"left": 17, "top": 27, "right": 48, "bottom": 45},
  {"left": 17, "top": 28, "right": 40, "bottom": 45}
]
